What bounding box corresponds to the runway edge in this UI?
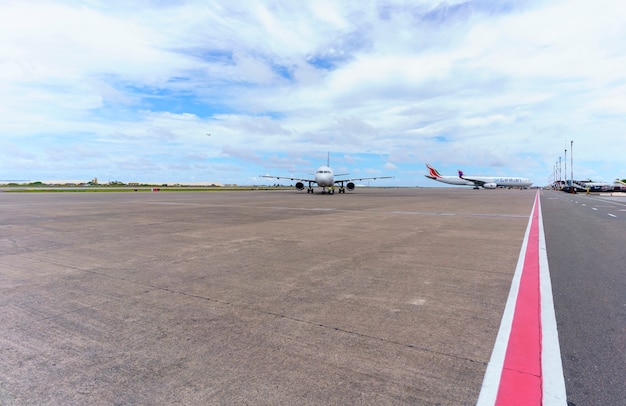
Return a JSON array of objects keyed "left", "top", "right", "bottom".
[{"left": 476, "top": 191, "right": 568, "bottom": 405}]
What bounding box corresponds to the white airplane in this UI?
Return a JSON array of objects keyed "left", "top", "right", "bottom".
[
  {"left": 425, "top": 164, "right": 533, "bottom": 189},
  {"left": 262, "top": 155, "right": 392, "bottom": 194}
]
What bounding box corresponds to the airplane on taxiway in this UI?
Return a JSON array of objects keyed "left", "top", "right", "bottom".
[
  {"left": 262, "top": 155, "right": 392, "bottom": 194},
  {"left": 425, "top": 164, "right": 533, "bottom": 189}
]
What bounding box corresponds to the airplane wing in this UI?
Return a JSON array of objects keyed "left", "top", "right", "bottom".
[
  {"left": 461, "top": 178, "right": 487, "bottom": 186},
  {"left": 458, "top": 170, "right": 487, "bottom": 186},
  {"left": 261, "top": 175, "right": 315, "bottom": 183},
  {"left": 335, "top": 176, "right": 392, "bottom": 184}
]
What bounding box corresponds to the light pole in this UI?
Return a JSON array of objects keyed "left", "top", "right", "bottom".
[
  {"left": 555, "top": 162, "right": 558, "bottom": 189},
  {"left": 570, "top": 140, "right": 574, "bottom": 193},
  {"left": 563, "top": 148, "right": 567, "bottom": 190}
]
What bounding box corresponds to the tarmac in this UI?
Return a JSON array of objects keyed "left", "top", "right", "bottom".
[{"left": 0, "top": 188, "right": 537, "bottom": 405}]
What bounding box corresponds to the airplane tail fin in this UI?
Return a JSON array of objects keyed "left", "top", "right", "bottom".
[
  {"left": 425, "top": 164, "right": 442, "bottom": 179},
  {"left": 458, "top": 170, "right": 464, "bottom": 178}
]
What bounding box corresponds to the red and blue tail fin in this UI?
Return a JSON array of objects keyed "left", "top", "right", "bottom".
[{"left": 426, "top": 164, "right": 442, "bottom": 178}]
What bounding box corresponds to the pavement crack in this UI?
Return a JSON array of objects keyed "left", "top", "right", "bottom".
[{"left": 161, "top": 287, "right": 487, "bottom": 367}]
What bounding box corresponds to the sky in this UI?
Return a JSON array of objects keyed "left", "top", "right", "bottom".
[{"left": 2, "top": 0, "right": 625, "bottom": 187}]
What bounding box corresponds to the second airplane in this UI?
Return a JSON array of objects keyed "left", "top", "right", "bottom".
[{"left": 425, "top": 164, "right": 533, "bottom": 189}]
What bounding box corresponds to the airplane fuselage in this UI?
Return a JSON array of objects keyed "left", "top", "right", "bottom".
[
  {"left": 314, "top": 166, "right": 334, "bottom": 187},
  {"left": 425, "top": 164, "right": 533, "bottom": 189},
  {"left": 463, "top": 176, "right": 533, "bottom": 188},
  {"left": 427, "top": 174, "right": 532, "bottom": 188}
]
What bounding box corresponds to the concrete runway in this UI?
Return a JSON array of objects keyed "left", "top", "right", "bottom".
[{"left": 0, "top": 188, "right": 536, "bottom": 405}]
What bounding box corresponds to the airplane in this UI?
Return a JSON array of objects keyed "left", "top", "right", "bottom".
[
  {"left": 262, "top": 154, "right": 392, "bottom": 194},
  {"left": 425, "top": 164, "right": 533, "bottom": 189}
]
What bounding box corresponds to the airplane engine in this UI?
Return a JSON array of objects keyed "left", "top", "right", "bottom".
[
  {"left": 347, "top": 182, "right": 355, "bottom": 191},
  {"left": 295, "top": 182, "right": 305, "bottom": 191},
  {"left": 483, "top": 183, "right": 497, "bottom": 189}
]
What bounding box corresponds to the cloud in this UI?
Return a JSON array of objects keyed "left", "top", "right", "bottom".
[{"left": 1, "top": 0, "right": 626, "bottom": 185}]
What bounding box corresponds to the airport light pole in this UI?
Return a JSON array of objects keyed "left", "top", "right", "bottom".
[
  {"left": 570, "top": 140, "right": 574, "bottom": 193},
  {"left": 555, "top": 162, "right": 558, "bottom": 189},
  {"left": 564, "top": 148, "right": 567, "bottom": 191}
]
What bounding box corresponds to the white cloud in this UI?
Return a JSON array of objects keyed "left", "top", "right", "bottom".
[{"left": 1, "top": 0, "right": 626, "bottom": 184}]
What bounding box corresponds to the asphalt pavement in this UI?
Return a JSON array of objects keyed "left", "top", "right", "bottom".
[
  {"left": 540, "top": 190, "right": 626, "bottom": 406},
  {"left": 0, "top": 187, "right": 598, "bottom": 405}
]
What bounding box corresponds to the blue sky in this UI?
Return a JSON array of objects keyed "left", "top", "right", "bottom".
[{"left": 2, "top": 0, "right": 625, "bottom": 186}]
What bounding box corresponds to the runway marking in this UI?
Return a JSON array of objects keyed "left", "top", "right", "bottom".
[
  {"left": 477, "top": 191, "right": 567, "bottom": 406},
  {"left": 592, "top": 207, "right": 598, "bottom": 211},
  {"left": 608, "top": 213, "right": 617, "bottom": 218},
  {"left": 585, "top": 196, "right": 626, "bottom": 207}
]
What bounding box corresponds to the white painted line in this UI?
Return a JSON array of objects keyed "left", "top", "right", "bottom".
[
  {"left": 538, "top": 196, "right": 568, "bottom": 405},
  {"left": 592, "top": 208, "right": 598, "bottom": 211},
  {"left": 608, "top": 213, "right": 617, "bottom": 218}
]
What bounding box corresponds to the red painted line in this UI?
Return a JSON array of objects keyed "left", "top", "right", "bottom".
[{"left": 495, "top": 193, "right": 542, "bottom": 405}]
